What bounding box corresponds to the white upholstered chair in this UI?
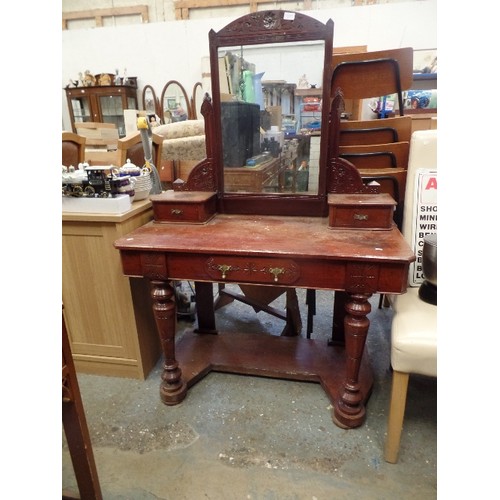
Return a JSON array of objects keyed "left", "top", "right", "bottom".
[{"left": 384, "top": 129, "right": 437, "bottom": 464}]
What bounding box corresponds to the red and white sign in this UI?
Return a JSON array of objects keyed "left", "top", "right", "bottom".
[{"left": 409, "top": 168, "right": 437, "bottom": 286}]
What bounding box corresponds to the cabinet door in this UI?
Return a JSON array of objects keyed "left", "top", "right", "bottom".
[
  {"left": 98, "top": 94, "right": 126, "bottom": 136},
  {"left": 127, "top": 95, "right": 138, "bottom": 111},
  {"left": 69, "top": 94, "right": 92, "bottom": 124}
]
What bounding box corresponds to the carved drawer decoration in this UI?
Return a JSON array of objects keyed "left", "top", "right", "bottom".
[{"left": 206, "top": 256, "right": 300, "bottom": 285}]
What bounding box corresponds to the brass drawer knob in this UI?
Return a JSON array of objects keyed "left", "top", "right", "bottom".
[
  {"left": 269, "top": 267, "right": 285, "bottom": 282},
  {"left": 353, "top": 213, "right": 368, "bottom": 221},
  {"left": 218, "top": 264, "right": 232, "bottom": 279}
]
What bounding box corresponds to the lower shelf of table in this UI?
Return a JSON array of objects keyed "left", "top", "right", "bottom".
[{"left": 176, "top": 330, "right": 373, "bottom": 411}]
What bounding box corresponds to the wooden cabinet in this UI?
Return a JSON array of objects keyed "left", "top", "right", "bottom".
[
  {"left": 224, "top": 157, "right": 285, "bottom": 192},
  {"left": 65, "top": 83, "right": 138, "bottom": 137},
  {"left": 62, "top": 200, "right": 160, "bottom": 379}
]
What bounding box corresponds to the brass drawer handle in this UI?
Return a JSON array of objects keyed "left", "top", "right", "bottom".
[
  {"left": 171, "top": 209, "right": 183, "bottom": 216},
  {"left": 353, "top": 213, "right": 368, "bottom": 221},
  {"left": 269, "top": 267, "right": 285, "bottom": 282},
  {"left": 218, "top": 264, "right": 232, "bottom": 279}
]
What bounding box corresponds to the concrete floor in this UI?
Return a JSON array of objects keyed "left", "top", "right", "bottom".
[{"left": 62, "top": 286, "right": 437, "bottom": 499}]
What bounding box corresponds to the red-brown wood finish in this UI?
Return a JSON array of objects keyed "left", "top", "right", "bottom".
[
  {"left": 114, "top": 10, "right": 414, "bottom": 431},
  {"left": 149, "top": 191, "right": 217, "bottom": 224},
  {"left": 115, "top": 215, "right": 414, "bottom": 428},
  {"left": 328, "top": 193, "right": 397, "bottom": 230},
  {"left": 62, "top": 306, "right": 103, "bottom": 500}
]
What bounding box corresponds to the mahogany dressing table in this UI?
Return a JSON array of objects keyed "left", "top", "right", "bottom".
[{"left": 114, "top": 11, "right": 415, "bottom": 429}]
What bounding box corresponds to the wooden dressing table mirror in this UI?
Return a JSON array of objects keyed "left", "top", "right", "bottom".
[{"left": 114, "top": 10, "right": 415, "bottom": 429}]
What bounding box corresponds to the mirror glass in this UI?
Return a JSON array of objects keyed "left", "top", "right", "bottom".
[
  {"left": 142, "top": 85, "right": 157, "bottom": 115},
  {"left": 217, "top": 41, "right": 325, "bottom": 195},
  {"left": 192, "top": 82, "right": 204, "bottom": 120},
  {"left": 160, "top": 80, "right": 190, "bottom": 124}
]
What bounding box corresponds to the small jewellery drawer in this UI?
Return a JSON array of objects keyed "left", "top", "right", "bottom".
[
  {"left": 205, "top": 256, "right": 300, "bottom": 285},
  {"left": 150, "top": 191, "right": 216, "bottom": 224},
  {"left": 328, "top": 193, "right": 396, "bottom": 230}
]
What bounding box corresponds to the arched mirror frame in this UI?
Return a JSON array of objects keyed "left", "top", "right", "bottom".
[
  {"left": 160, "top": 80, "right": 192, "bottom": 124},
  {"left": 208, "top": 10, "right": 334, "bottom": 217},
  {"left": 141, "top": 84, "right": 161, "bottom": 119},
  {"left": 190, "top": 82, "right": 204, "bottom": 120}
]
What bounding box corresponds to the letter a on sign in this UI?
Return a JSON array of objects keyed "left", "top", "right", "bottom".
[{"left": 425, "top": 177, "right": 437, "bottom": 190}]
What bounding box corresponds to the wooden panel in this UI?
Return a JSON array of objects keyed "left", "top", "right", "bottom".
[
  {"left": 84, "top": 150, "right": 120, "bottom": 166},
  {"left": 62, "top": 201, "right": 160, "bottom": 379},
  {"left": 410, "top": 113, "right": 438, "bottom": 134},
  {"left": 63, "top": 6, "right": 149, "bottom": 29},
  {"left": 174, "top": 0, "right": 312, "bottom": 20},
  {"left": 339, "top": 141, "right": 410, "bottom": 170},
  {"left": 339, "top": 116, "right": 412, "bottom": 145}
]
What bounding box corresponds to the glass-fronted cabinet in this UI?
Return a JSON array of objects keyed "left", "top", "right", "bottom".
[{"left": 65, "top": 82, "right": 138, "bottom": 137}]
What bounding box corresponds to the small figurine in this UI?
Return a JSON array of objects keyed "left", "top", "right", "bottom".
[
  {"left": 98, "top": 73, "right": 112, "bottom": 86},
  {"left": 83, "top": 70, "right": 96, "bottom": 87},
  {"left": 148, "top": 114, "right": 160, "bottom": 127},
  {"left": 122, "top": 68, "right": 129, "bottom": 86},
  {"left": 298, "top": 74, "right": 309, "bottom": 89}
]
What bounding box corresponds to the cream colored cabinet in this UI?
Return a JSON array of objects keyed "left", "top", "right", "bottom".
[{"left": 62, "top": 200, "right": 160, "bottom": 379}]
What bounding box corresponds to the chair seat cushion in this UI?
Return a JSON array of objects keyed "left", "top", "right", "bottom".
[{"left": 390, "top": 287, "right": 437, "bottom": 377}]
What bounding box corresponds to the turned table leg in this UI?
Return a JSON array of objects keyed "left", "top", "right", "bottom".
[
  {"left": 333, "top": 292, "right": 372, "bottom": 428},
  {"left": 151, "top": 280, "right": 187, "bottom": 405}
]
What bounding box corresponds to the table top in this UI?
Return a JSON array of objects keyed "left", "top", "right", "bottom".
[
  {"left": 114, "top": 213, "right": 414, "bottom": 265},
  {"left": 62, "top": 199, "right": 152, "bottom": 223}
]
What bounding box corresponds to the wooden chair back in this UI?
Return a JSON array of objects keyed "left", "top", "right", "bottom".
[
  {"left": 62, "top": 131, "right": 86, "bottom": 168},
  {"left": 339, "top": 116, "right": 412, "bottom": 146},
  {"left": 331, "top": 47, "right": 413, "bottom": 117},
  {"left": 339, "top": 141, "right": 410, "bottom": 170},
  {"left": 359, "top": 167, "right": 407, "bottom": 229},
  {"left": 116, "top": 131, "right": 164, "bottom": 168}
]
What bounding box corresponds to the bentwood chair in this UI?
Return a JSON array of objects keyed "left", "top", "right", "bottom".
[
  {"left": 62, "top": 131, "right": 86, "bottom": 168},
  {"left": 384, "top": 129, "right": 437, "bottom": 463},
  {"left": 331, "top": 47, "right": 413, "bottom": 119},
  {"left": 338, "top": 115, "right": 412, "bottom": 146}
]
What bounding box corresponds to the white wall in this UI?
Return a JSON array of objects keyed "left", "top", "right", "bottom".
[{"left": 62, "top": 1, "right": 437, "bottom": 130}]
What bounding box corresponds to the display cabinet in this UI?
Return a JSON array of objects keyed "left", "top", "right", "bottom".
[{"left": 65, "top": 83, "right": 138, "bottom": 137}]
